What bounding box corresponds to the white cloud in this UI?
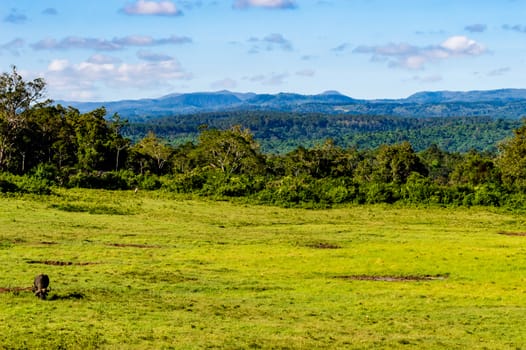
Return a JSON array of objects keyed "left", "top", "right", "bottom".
[
  {"left": 4, "top": 9, "right": 28, "bottom": 24},
  {"left": 211, "top": 78, "right": 238, "bottom": 90},
  {"left": 114, "top": 35, "right": 192, "bottom": 46},
  {"left": 137, "top": 50, "right": 174, "bottom": 62},
  {"left": 440, "top": 36, "right": 485, "bottom": 55},
  {"left": 233, "top": 0, "right": 297, "bottom": 9},
  {"left": 487, "top": 67, "right": 510, "bottom": 77},
  {"left": 264, "top": 73, "right": 288, "bottom": 85},
  {"left": 87, "top": 54, "right": 122, "bottom": 64},
  {"left": 354, "top": 36, "right": 487, "bottom": 70},
  {"left": 42, "top": 8, "right": 58, "bottom": 15},
  {"left": 1, "top": 38, "right": 25, "bottom": 55},
  {"left": 331, "top": 43, "right": 351, "bottom": 53},
  {"left": 248, "top": 33, "right": 293, "bottom": 53},
  {"left": 44, "top": 57, "right": 192, "bottom": 100},
  {"left": 464, "top": 24, "right": 487, "bottom": 33},
  {"left": 32, "top": 35, "right": 191, "bottom": 51},
  {"left": 33, "top": 37, "right": 121, "bottom": 51},
  {"left": 245, "top": 72, "right": 288, "bottom": 86},
  {"left": 502, "top": 24, "right": 526, "bottom": 33},
  {"left": 48, "top": 59, "right": 69, "bottom": 72},
  {"left": 122, "top": 0, "right": 183, "bottom": 16}
]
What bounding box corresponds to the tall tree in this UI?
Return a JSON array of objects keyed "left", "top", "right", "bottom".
[
  {"left": 0, "top": 66, "right": 48, "bottom": 171},
  {"left": 108, "top": 113, "right": 130, "bottom": 171},
  {"left": 371, "top": 142, "right": 428, "bottom": 184},
  {"left": 449, "top": 150, "right": 497, "bottom": 187},
  {"left": 74, "top": 107, "right": 112, "bottom": 171},
  {"left": 133, "top": 131, "right": 172, "bottom": 175},
  {"left": 195, "top": 125, "right": 265, "bottom": 177}
]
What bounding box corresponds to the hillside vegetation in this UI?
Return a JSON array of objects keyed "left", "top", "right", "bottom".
[{"left": 126, "top": 111, "right": 521, "bottom": 153}]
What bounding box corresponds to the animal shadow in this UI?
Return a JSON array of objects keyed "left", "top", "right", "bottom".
[{"left": 49, "top": 292, "right": 85, "bottom": 300}]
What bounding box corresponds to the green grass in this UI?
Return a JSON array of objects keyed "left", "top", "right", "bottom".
[{"left": 1, "top": 189, "right": 525, "bottom": 349}]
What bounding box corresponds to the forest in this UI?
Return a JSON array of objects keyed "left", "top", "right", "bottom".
[
  {"left": 2, "top": 67, "right": 526, "bottom": 208},
  {"left": 127, "top": 111, "right": 521, "bottom": 153}
]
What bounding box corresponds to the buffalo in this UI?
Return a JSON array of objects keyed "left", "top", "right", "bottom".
[{"left": 32, "top": 274, "right": 50, "bottom": 300}]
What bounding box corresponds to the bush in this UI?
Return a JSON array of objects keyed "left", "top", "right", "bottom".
[
  {"left": 315, "top": 178, "right": 358, "bottom": 205},
  {"left": 0, "top": 172, "right": 51, "bottom": 194},
  {"left": 67, "top": 170, "right": 136, "bottom": 190},
  {"left": 17, "top": 176, "right": 52, "bottom": 194},
  {"left": 400, "top": 172, "right": 440, "bottom": 204},
  {"left": 30, "top": 164, "right": 59, "bottom": 186},
  {"left": 361, "top": 182, "right": 400, "bottom": 204},
  {"left": 440, "top": 185, "right": 473, "bottom": 206},
  {"left": 137, "top": 173, "right": 162, "bottom": 190},
  {"left": 0, "top": 173, "right": 18, "bottom": 193},
  {"left": 162, "top": 170, "right": 208, "bottom": 193},
  {"left": 472, "top": 184, "right": 503, "bottom": 206}
]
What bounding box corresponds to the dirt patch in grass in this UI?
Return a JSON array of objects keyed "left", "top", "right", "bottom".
[
  {"left": 335, "top": 274, "right": 448, "bottom": 282},
  {"left": 50, "top": 203, "right": 133, "bottom": 215},
  {"left": 0, "top": 287, "right": 32, "bottom": 293},
  {"left": 106, "top": 243, "right": 161, "bottom": 248},
  {"left": 498, "top": 231, "right": 526, "bottom": 237},
  {"left": 307, "top": 242, "right": 342, "bottom": 249},
  {"left": 26, "top": 260, "right": 96, "bottom": 266}
]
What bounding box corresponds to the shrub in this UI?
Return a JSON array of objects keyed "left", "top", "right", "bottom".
[
  {"left": 17, "top": 176, "right": 52, "bottom": 195},
  {"left": 361, "top": 182, "right": 400, "bottom": 204},
  {"left": 137, "top": 173, "right": 162, "bottom": 190},
  {"left": 400, "top": 172, "right": 440, "bottom": 204},
  {"left": 31, "top": 164, "right": 59, "bottom": 186},
  {"left": 0, "top": 172, "right": 51, "bottom": 195},
  {"left": 472, "top": 184, "right": 503, "bottom": 206},
  {"left": 162, "top": 170, "right": 208, "bottom": 193},
  {"left": 0, "top": 173, "right": 18, "bottom": 193}
]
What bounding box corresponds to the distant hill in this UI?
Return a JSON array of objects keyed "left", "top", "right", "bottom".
[
  {"left": 58, "top": 89, "right": 526, "bottom": 120},
  {"left": 403, "top": 89, "right": 526, "bottom": 103}
]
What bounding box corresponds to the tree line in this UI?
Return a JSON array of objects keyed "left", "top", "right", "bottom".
[{"left": 2, "top": 67, "right": 526, "bottom": 208}]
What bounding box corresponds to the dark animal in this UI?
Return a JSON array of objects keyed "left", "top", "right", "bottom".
[{"left": 32, "top": 274, "right": 50, "bottom": 299}]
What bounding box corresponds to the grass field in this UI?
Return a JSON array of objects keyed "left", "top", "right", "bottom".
[{"left": 1, "top": 189, "right": 525, "bottom": 349}]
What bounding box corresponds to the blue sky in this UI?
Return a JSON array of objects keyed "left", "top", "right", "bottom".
[{"left": 1, "top": 0, "right": 525, "bottom": 101}]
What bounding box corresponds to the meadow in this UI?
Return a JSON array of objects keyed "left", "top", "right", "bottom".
[{"left": 0, "top": 189, "right": 525, "bottom": 349}]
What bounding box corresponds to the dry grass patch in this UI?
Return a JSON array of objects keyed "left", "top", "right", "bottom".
[
  {"left": 26, "top": 260, "right": 97, "bottom": 266},
  {"left": 105, "top": 243, "right": 161, "bottom": 248},
  {"left": 334, "top": 274, "right": 449, "bottom": 282},
  {"left": 497, "top": 231, "right": 526, "bottom": 236},
  {"left": 306, "top": 241, "right": 342, "bottom": 249}
]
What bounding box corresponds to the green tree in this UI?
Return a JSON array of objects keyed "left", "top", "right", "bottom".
[
  {"left": 371, "top": 142, "right": 427, "bottom": 184},
  {"left": 194, "top": 125, "right": 265, "bottom": 177},
  {"left": 171, "top": 141, "right": 197, "bottom": 174},
  {"left": 132, "top": 131, "right": 172, "bottom": 175},
  {"left": 108, "top": 113, "right": 130, "bottom": 171},
  {"left": 449, "top": 150, "right": 498, "bottom": 187},
  {"left": 74, "top": 107, "right": 112, "bottom": 171},
  {"left": 275, "top": 140, "right": 361, "bottom": 179},
  {"left": 497, "top": 119, "right": 526, "bottom": 190},
  {"left": 23, "top": 105, "right": 78, "bottom": 174},
  {"left": 418, "top": 144, "right": 462, "bottom": 185},
  {"left": 0, "top": 66, "right": 48, "bottom": 171}
]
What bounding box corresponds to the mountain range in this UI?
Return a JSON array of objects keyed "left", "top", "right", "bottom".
[{"left": 59, "top": 88, "right": 526, "bottom": 120}]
